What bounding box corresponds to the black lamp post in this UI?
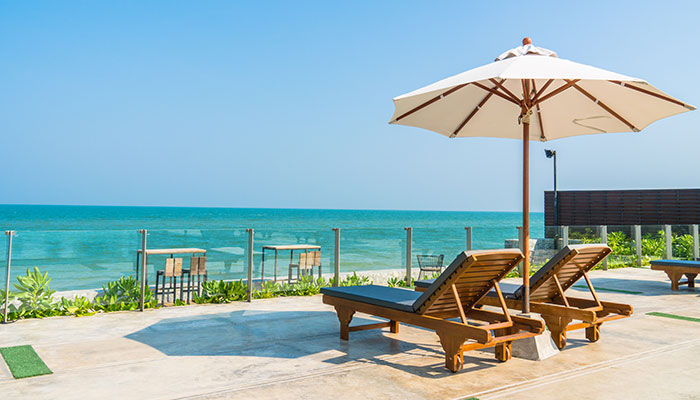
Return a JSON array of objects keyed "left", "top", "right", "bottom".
[{"left": 545, "top": 149, "right": 558, "bottom": 227}]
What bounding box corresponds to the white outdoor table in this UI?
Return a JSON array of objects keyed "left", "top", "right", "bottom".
[
  {"left": 135, "top": 248, "right": 207, "bottom": 282},
  {"left": 261, "top": 244, "right": 321, "bottom": 282}
]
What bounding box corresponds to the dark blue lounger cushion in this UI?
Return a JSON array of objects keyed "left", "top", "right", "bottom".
[
  {"left": 321, "top": 285, "right": 422, "bottom": 313},
  {"left": 650, "top": 259, "right": 700, "bottom": 268},
  {"left": 413, "top": 279, "right": 521, "bottom": 300}
]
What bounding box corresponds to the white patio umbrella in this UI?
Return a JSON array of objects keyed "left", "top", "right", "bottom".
[{"left": 389, "top": 38, "right": 695, "bottom": 313}]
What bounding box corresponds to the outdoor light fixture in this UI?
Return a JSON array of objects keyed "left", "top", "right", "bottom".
[{"left": 545, "top": 149, "right": 558, "bottom": 227}]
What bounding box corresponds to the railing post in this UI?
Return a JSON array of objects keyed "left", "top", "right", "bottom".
[
  {"left": 561, "top": 226, "right": 569, "bottom": 247},
  {"left": 404, "top": 227, "right": 412, "bottom": 285},
  {"left": 599, "top": 225, "right": 608, "bottom": 270},
  {"left": 246, "top": 229, "right": 254, "bottom": 302},
  {"left": 3, "top": 231, "right": 14, "bottom": 323},
  {"left": 138, "top": 229, "right": 147, "bottom": 311},
  {"left": 664, "top": 224, "right": 672, "bottom": 259},
  {"left": 693, "top": 224, "right": 699, "bottom": 261},
  {"left": 634, "top": 225, "right": 642, "bottom": 267},
  {"left": 516, "top": 226, "right": 524, "bottom": 276},
  {"left": 333, "top": 228, "right": 340, "bottom": 287},
  {"left": 465, "top": 226, "right": 472, "bottom": 251}
]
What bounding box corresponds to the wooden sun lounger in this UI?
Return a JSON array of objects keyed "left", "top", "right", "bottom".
[
  {"left": 415, "top": 244, "right": 633, "bottom": 350},
  {"left": 321, "top": 249, "right": 544, "bottom": 372},
  {"left": 650, "top": 259, "right": 699, "bottom": 290}
]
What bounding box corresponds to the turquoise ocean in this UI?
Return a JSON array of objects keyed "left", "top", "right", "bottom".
[{"left": 0, "top": 205, "right": 543, "bottom": 291}]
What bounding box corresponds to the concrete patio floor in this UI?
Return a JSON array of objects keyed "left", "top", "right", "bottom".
[{"left": 1, "top": 267, "right": 699, "bottom": 400}]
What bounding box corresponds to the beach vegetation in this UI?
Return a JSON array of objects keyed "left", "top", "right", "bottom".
[
  {"left": 93, "top": 276, "right": 158, "bottom": 311},
  {"left": 4, "top": 267, "right": 62, "bottom": 319},
  {"left": 387, "top": 276, "right": 414, "bottom": 288},
  {"left": 194, "top": 279, "right": 248, "bottom": 303},
  {"left": 60, "top": 296, "right": 97, "bottom": 317}
]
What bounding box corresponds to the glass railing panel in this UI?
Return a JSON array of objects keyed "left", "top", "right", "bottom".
[
  {"left": 602, "top": 225, "right": 636, "bottom": 268},
  {"left": 9, "top": 230, "right": 140, "bottom": 292},
  {"left": 640, "top": 224, "right": 665, "bottom": 264},
  {"left": 3, "top": 229, "right": 141, "bottom": 319},
  {"left": 670, "top": 224, "right": 695, "bottom": 260},
  {"left": 339, "top": 227, "right": 406, "bottom": 286}
]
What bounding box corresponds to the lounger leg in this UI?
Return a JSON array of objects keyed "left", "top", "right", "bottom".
[
  {"left": 334, "top": 306, "right": 355, "bottom": 340},
  {"left": 436, "top": 331, "right": 465, "bottom": 373},
  {"left": 494, "top": 327, "right": 517, "bottom": 362},
  {"left": 665, "top": 271, "right": 682, "bottom": 291},
  {"left": 542, "top": 315, "right": 572, "bottom": 350},
  {"left": 389, "top": 320, "right": 399, "bottom": 334},
  {"left": 585, "top": 324, "right": 601, "bottom": 343},
  {"left": 686, "top": 273, "right": 697, "bottom": 289}
]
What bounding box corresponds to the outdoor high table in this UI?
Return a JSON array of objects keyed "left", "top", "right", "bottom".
[
  {"left": 261, "top": 244, "right": 321, "bottom": 282},
  {"left": 135, "top": 248, "right": 207, "bottom": 284}
]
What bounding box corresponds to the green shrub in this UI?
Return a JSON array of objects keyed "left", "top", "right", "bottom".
[
  {"left": 195, "top": 279, "right": 248, "bottom": 303},
  {"left": 61, "top": 296, "right": 96, "bottom": 317},
  {"left": 339, "top": 272, "right": 372, "bottom": 286},
  {"left": 387, "top": 276, "right": 414, "bottom": 288},
  {"left": 7, "top": 267, "right": 62, "bottom": 319},
  {"left": 93, "top": 276, "right": 157, "bottom": 311}
]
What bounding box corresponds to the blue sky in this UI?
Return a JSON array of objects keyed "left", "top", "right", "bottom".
[{"left": 1, "top": 1, "right": 698, "bottom": 211}]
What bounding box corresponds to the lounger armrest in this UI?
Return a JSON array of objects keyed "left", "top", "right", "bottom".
[{"left": 565, "top": 297, "right": 633, "bottom": 316}]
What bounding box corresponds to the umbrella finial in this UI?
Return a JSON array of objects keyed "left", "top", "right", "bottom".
[{"left": 522, "top": 37, "right": 532, "bottom": 45}]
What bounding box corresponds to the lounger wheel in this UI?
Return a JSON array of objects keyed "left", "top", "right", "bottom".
[
  {"left": 585, "top": 325, "right": 601, "bottom": 343},
  {"left": 495, "top": 343, "right": 512, "bottom": 362}
]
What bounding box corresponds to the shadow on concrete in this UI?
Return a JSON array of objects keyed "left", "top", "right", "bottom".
[
  {"left": 125, "top": 309, "right": 503, "bottom": 376},
  {"left": 576, "top": 277, "right": 700, "bottom": 296}
]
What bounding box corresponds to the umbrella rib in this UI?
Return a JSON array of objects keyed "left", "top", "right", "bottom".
[
  {"left": 489, "top": 79, "right": 522, "bottom": 104},
  {"left": 531, "top": 79, "right": 554, "bottom": 104},
  {"left": 566, "top": 80, "right": 639, "bottom": 132},
  {"left": 531, "top": 80, "right": 546, "bottom": 140},
  {"left": 608, "top": 80, "right": 696, "bottom": 110},
  {"left": 533, "top": 79, "right": 580, "bottom": 105},
  {"left": 472, "top": 82, "right": 520, "bottom": 106},
  {"left": 393, "top": 83, "right": 470, "bottom": 122},
  {"left": 450, "top": 87, "right": 497, "bottom": 138}
]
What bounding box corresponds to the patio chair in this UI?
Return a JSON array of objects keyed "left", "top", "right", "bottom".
[
  {"left": 289, "top": 251, "right": 321, "bottom": 283},
  {"left": 416, "top": 254, "right": 444, "bottom": 280},
  {"left": 155, "top": 257, "right": 183, "bottom": 305},
  {"left": 184, "top": 256, "right": 207, "bottom": 303},
  {"left": 321, "top": 249, "right": 544, "bottom": 372},
  {"left": 414, "top": 244, "right": 633, "bottom": 349}
]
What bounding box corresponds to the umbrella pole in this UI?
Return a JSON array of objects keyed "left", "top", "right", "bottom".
[{"left": 522, "top": 121, "right": 530, "bottom": 314}]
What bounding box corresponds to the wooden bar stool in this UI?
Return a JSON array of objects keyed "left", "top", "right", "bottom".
[
  {"left": 185, "top": 256, "right": 207, "bottom": 302},
  {"left": 155, "top": 257, "right": 183, "bottom": 305}
]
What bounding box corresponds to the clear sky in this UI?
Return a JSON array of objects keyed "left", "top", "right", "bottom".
[{"left": 1, "top": 1, "right": 698, "bottom": 212}]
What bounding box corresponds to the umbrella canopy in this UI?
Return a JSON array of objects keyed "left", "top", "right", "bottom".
[
  {"left": 389, "top": 39, "right": 695, "bottom": 313},
  {"left": 390, "top": 45, "right": 694, "bottom": 140}
]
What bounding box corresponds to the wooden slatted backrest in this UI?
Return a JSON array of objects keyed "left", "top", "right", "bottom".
[
  {"left": 413, "top": 249, "right": 523, "bottom": 315},
  {"left": 190, "top": 256, "right": 206, "bottom": 275},
  {"left": 309, "top": 251, "right": 321, "bottom": 267},
  {"left": 165, "top": 258, "right": 183, "bottom": 277},
  {"left": 298, "top": 252, "right": 309, "bottom": 269},
  {"left": 527, "top": 244, "right": 611, "bottom": 302}
]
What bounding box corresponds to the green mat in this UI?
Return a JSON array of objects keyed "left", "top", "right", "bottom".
[
  {"left": 0, "top": 345, "right": 52, "bottom": 379},
  {"left": 647, "top": 312, "right": 700, "bottom": 323},
  {"left": 572, "top": 285, "right": 642, "bottom": 295}
]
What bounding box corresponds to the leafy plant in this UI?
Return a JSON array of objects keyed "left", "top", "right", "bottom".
[
  {"left": 387, "top": 276, "right": 414, "bottom": 288},
  {"left": 607, "top": 231, "right": 635, "bottom": 256},
  {"left": 61, "top": 296, "right": 96, "bottom": 317},
  {"left": 338, "top": 272, "right": 372, "bottom": 286},
  {"left": 9, "top": 267, "right": 61, "bottom": 319},
  {"left": 253, "top": 281, "right": 279, "bottom": 299},
  {"left": 93, "top": 276, "right": 157, "bottom": 311},
  {"left": 195, "top": 279, "right": 248, "bottom": 303}
]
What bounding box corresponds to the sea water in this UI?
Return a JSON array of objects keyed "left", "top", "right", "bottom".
[{"left": 0, "top": 205, "right": 543, "bottom": 291}]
